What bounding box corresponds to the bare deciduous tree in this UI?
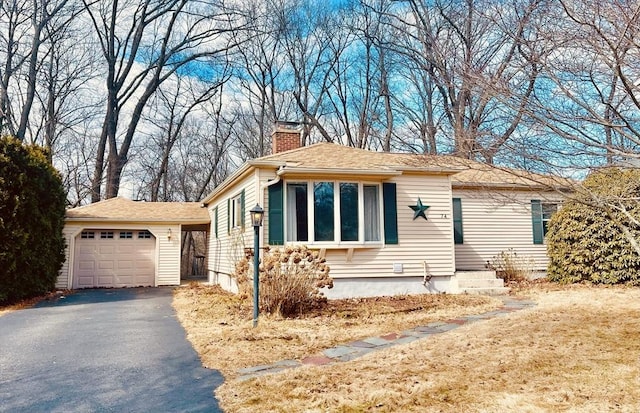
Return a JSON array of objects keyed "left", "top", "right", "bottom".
[
  {"left": 84, "top": 0, "right": 242, "bottom": 201},
  {"left": 382, "top": 0, "right": 545, "bottom": 161}
]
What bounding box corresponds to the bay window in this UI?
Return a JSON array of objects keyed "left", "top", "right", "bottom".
[{"left": 284, "top": 180, "right": 382, "bottom": 244}]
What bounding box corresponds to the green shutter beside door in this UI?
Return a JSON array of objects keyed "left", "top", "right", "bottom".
[
  {"left": 531, "top": 199, "right": 543, "bottom": 244},
  {"left": 383, "top": 182, "right": 398, "bottom": 245},
  {"left": 268, "top": 181, "right": 284, "bottom": 245}
]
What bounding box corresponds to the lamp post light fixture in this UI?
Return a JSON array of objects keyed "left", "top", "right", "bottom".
[{"left": 249, "top": 204, "right": 264, "bottom": 327}]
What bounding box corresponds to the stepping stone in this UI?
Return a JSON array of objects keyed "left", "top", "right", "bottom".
[
  {"left": 413, "top": 326, "right": 442, "bottom": 334},
  {"left": 393, "top": 335, "right": 419, "bottom": 345},
  {"left": 237, "top": 363, "right": 277, "bottom": 374},
  {"left": 434, "top": 323, "right": 459, "bottom": 332},
  {"left": 380, "top": 332, "right": 407, "bottom": 341},
  {"left": 301, "top": 355, "right": 334, "bottom": 366},
  {"left": 336, "top": 347, "right": 377, "bottom": 361},
  {"left": 362, "top": 337, "right": 392, "bottom": 347},
  {"left": 348, "top": 340, "right": 376, "bottom": 348},
  {"left": 273, "top": 359, "right": 300, "bottom": 368},
  {"left": 324, "top": 345, "right": 357, "bottom": 359}
]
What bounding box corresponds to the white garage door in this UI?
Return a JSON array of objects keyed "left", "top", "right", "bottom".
[{"left": 74, "top": 230, "right": 156, "bottom": 288}]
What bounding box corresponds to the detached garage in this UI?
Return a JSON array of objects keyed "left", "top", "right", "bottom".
[{"left": 58, "top": 197, "right": 210, "bottom": 289}]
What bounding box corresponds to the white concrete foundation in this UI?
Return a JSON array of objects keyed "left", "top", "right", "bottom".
[
  {"left": 209, "top": 272, "right": 239, "bottom": 294},
  {"left": 321, "top": 276, "right": 453, "bottom": 299}
]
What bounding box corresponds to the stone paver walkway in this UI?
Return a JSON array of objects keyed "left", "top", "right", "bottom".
[{"left": 237, "top": 296, "right": 535, "bottom": 381}]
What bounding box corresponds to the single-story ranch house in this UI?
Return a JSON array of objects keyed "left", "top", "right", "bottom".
[{"left": 58, "top": 124, "right": 566, "bottom": 297}]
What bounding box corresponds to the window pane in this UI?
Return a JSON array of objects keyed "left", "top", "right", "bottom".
[
  {"left": 452, "top": 198, "right": 463, "bottom": 244},
  {"left": 314, "top": 182, "right": 334, "bottom": 241},
  {"left": 542, "top": 203, "right": 557, "bottom": 220},
  {"left": 287, "top": 183, "right": 308, "bottom": 241},
  {"left": 340, "top": 183, "right": 358, "bottom": 241},
  {"left": 542, "top": 203, "right": 557, "bottom": 237},
  {"left": 233, "top": 195, "right": 243, "bottom": 227},
  {"left": 364, "top": 185, "right": 380, "bottom": 241}
]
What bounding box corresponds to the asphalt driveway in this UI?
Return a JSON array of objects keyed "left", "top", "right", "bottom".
[{"left": 0, "top": 288, "right": 223, "bottom": 412}]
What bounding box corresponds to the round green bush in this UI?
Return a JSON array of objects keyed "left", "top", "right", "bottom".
[
  {"left": 547, "top": 168, "right": 640, "bottom": 285},
  {"left": 0, "top": 136, "right": 66, "bottom": 304}
]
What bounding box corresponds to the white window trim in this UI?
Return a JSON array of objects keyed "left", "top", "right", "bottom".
[
  {"left": 285, "top": 180, "right": 383, "bottom": 247},
  {"left": 231, "top": 193, "right": 243, "bottom": 229}
]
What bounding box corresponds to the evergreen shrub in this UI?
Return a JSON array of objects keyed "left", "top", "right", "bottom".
[
  {"left": 0, "top": 136, "right": 66, "bottom": 304},
  {"left": 546, "top": 168, "right": 640, "bottom": 285}
]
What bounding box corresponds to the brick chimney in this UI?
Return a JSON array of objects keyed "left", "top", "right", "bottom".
[{"left": 271, "top": 121, "right": 302, "bottom": 154}]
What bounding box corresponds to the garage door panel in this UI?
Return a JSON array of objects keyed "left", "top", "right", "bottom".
[
  {"left": 73, "top": 230, "right": 156, "bottom": 289},
  {"left": 78, "top": 245, "right": 95, "bottom": 255},
  {"left": 136, "top": 259, "right": 154, "bottom": 270},
  {"left": 78, "top": 260, "right": 95, "bottom": 271},
  {"left": 77, "top": 276, "right": 95, "bottom": 288},
  {"left": 116, "top": 276, "right": 134, "bottom": 285},
  {"left": 99, "top": 245, "right": 115, "bottom": 255},
  {"left": 98, "top": 261, "right": 114, "bottom": 270},
  {"left": 98, "top": 275, "right": 115, "bottom": 285}
]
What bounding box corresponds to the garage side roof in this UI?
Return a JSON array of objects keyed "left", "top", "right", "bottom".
[{"left": 66, "top": 197, "right": 210, "bottom": 224}]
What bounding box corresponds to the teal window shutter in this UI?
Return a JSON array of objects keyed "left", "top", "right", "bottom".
[
  {"left": 452, "top": 198, "right": 463, "bottom": 244},
  {"left": 227, "top": 198, "right": 231, "bottom": 234},
  {"left": 531, "top": 199, "right": 543, "bottom": 244},
  {"left": 382, "top": 182, "right": 398, "bottom": 245},
  {"left": 268, "top": 181, "right": 284, "bottom": 245},
  {"left": 240, "top": 189, "right": 245, "bottom": 229},
  {"left": 214, "top": 207, "right": 218, "bottom": 238}
]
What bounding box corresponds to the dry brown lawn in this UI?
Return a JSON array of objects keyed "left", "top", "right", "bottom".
[{"left": 173, "top": 282, "right": 640, "bottom": 412}]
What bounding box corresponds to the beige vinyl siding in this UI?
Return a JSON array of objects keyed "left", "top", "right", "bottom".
[
  {"left": 57, "top": 224, "right": 80, "bottom": 289},
  {"left": 258, "top": 173, "right": 455, "bottom": 280},
  {"left": 452, "top": 189, "right": 558, "bottom": 271},
  {"left": 155, "top": 224, "right": 181, "bottom": 285},
  {"left": 207, "top": 171, "right": 260, "bottom": 279},
  {"left": 58, "top": 222, "right": 182, "bottom": 288}
]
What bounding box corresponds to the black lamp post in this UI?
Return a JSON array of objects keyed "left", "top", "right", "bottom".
[{"left": 249, "top": 204, "right": 264, "bottom": 328}]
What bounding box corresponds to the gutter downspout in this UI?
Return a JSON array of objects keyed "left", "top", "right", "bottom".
[{"left": 258, "top": 166, "right": 285, "bottom": 206}]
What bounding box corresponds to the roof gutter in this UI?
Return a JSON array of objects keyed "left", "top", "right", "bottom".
[
  {"left": 395, "top": 166, "right": 463, "bottom": 175},
  {"left": 276, "top": 167, "right": 402, "bottom": 178},
  {"left": 65, "top": 217, "right": 211, "bottom": 224},
  {"left": 257, "top": 166, "right": 285, "bottom": 206},
  {"left": 452, "top": 181, "right": 573, "bottom": 191}
]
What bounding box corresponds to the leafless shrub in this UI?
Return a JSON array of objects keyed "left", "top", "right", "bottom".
[
  {"left": 486, "top": 248, "right": 534, "bottom": 283},
  {"left": 235, "top": 245, "right": 333, "bottom": 317}
]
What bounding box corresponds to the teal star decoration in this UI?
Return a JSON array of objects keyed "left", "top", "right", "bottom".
[{"left": 409, "top": 198, "right": 430, "bottom": 220}]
